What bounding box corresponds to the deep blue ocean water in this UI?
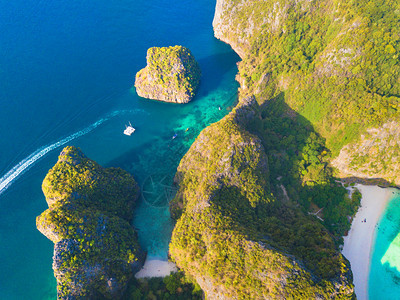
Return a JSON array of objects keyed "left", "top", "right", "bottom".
[{"left": 0, "top": 0, "right": 239, "bottom": 298}]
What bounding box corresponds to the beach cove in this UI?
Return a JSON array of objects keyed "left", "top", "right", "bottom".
[{"left": 342, "top": 184, "right": 400, "bottom": 300}]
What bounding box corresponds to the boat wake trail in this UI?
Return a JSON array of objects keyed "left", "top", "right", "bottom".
[{"left": 0, "top": 109, "right": 144, "bottom": 196}]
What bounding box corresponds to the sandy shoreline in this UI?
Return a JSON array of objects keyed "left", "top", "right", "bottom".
[
  {"left": 135, "top": 258, "right": 178, "bottom": 279},
  {"left": 342, "top": 184, "right": 395, "bottom": 300}
]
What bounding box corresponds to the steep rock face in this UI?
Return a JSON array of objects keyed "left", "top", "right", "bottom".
[
  {"left": 37, "top": 146, "right": 144, "bottom": 299},
  {"left": 213, "top": 0, "right": 248, "bottom": 58},
  {"left": 212, "top": 0, "right": 400, "bottom": 185},
  {"left": 169, "top": 99, "right": 354, "bottom": 299},
  {"left": 167, "top": 0, "right": 400, "bottom": 297},
  {"left": 332, "top": 121, "right": 400, "bottom": 185},
  {"left": 135, "top": 46, "right": 201, "bottom": 103},
  {"left": 213, "top": 0, "right": 312, "bottom": 59}
]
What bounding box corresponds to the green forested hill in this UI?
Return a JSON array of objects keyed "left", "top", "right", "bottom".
[
  {"left": 37, "top": 147, "right": 144, "bottom": 299},
  {"left": 168, "top": 0, "right": 400, "bottom": 298},
  {"left": 211, "top": 0, "right": 400, "bottom": 230},
  {"left": 169, "top": 99, "right": 354, "bottom": 299},
  {"left": 214, "top": 0, "right": 400, "bottom": 182}
]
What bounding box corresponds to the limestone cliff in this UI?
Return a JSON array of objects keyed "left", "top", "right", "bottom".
[
  {"left": 213, "top": 0, "right": 258, "bottom": 58},
  {"left": 212, "top": 0, "right": 400, "bottom": 184},
  {"left": 37, "top": 146, "right": 144, "bottom": 299},
  {"left": 135, "top": 46, "right": 201, "bottom": 104},
  {"left": 169, "top": 98, "right": 354, "bottom": 299},
  {"left": 333, "top": 121, "right": 400, "bottom": 186},
  {"left": 164, "top": 0, "right": 400, "bottom": 297}
]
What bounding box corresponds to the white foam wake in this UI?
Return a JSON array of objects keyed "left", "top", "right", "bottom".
[{"left": 0, "top": 109, "right": 143, "bottom": 196}]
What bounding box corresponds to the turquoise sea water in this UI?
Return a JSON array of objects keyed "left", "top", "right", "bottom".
[
  {"left": 369, "top": 192, "right": 400, "bottom": 299},
  {"left": 0, "top": 1, "right": 239, "bottom": 298}
]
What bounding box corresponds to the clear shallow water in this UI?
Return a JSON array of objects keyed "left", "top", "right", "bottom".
[
  {"left": 0, "top": 0, "right": 239, "bottom": 298},
  {"left": 369, "top": 192, "right": 400, "bottom": 299}
]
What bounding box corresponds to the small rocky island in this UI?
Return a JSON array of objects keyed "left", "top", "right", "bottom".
[
  {"left": 36, "top": 146, "right": 145, "bottom": 299},
  {"left": 135, "top": 45, "right": 201, "bottom": 103}
]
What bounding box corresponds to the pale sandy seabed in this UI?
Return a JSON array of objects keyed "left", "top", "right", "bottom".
[{"left": 135, "top": 259, "right": 178, "bottom": 278}]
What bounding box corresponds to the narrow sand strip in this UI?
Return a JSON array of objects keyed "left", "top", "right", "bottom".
[
  {"left": 135, "top": 259, "right": 178, "bottom": 278},
  {"left": 342, "top": 184, "right": 394, "bottom": 300}
]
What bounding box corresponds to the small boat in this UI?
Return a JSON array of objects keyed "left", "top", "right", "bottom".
[
  {"left": 172, "top": 133, "right": 178, "bottom": 139},
  {"left": 124, "top": 122, "right": 136, "bottom": 136}
]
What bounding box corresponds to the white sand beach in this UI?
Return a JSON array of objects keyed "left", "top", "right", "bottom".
[
  {"left": 342, "top": 184, "right": 394, "bottom": 300},
  {"left": 135, "top": 259, "right": 178, "bottom": 278}
]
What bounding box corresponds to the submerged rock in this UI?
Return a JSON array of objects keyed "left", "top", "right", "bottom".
[
  {"left": 36, "top": 146, "right": 145, "bottom": 299},
  {"left": 135, "top": 45, "right": 201, "bottom": 103}
]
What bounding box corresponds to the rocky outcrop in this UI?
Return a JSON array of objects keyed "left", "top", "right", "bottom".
[
  {"left": 135, "top": 46, "right": 201, "bottom": 103},
  {"left": 213, "top": 0, "right": 310, "bottom": 59},
  {"left": 37, "top": 146, "right": 144, "bottom": 299},
  {"left": 169, "top": 100, "right": 354, "bottom": 299},
  {"left": 212, "top": 0, "right": 400, "bottom": 163},
  {"left": 213, "top": 0, "right": 253, "bottom": 58},
  {"left": 168, "top": 0, "right": 400, "bottom": 298},
  {"left": 332, "top": 121, "right": 400, "bottom": 186}
]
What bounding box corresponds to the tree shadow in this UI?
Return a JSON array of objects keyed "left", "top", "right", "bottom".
[
  {"left": 244, "top": 92, "right": 360, "bottom": 237},
  {"left": 252, "top": 93, "right": 400, "bottom": 290}
]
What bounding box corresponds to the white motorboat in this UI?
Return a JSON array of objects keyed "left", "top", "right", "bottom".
[{"left": 124, "top": 122, "right": 135, "bottom": 136}]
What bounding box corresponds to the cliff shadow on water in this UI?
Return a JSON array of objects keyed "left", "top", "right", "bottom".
[
  {"left": 248, "top": 92, "right": 361, "bottom": 239},
  {"left": 196, "top": 50, "right": 240, "bottom": 98}
]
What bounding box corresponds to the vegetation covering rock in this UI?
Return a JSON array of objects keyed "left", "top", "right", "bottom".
[
  {"left": 37, "top": 146, "right": 144, "bottom": 299},
  {"left": 166, "top": 0, "right": 400, "bottom": 295},
  {"left": 135, "top": 46, "right": 201, "bottom": 103},
  {"left": 124, "top": 271, "right": 203, "bottom": 299},
  {"left": 333, "top": 121, "right": 400, "bottom": 186},
  {"left": 169, "top": 99, "right": 354, "bottom": 299},
  {"left": 213, "top": 0, "right": 400, "bottom": 185}
]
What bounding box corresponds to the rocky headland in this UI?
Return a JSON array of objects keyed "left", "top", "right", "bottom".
[
  {"left": 36, "top": 146, "right": 145, "bottom": 299},
  {"left": 212, "top": 0, "right": 400, "bottom": 186},
  {"left": 167, "top": 0, "right": 400, "bottom": 298},
  {"left": 34, "top": 0, "right": 400, "bottom": 298},
  {"left": 135, "top": 45, "right": 201, "bottom": 104},
  {"left": 169, "top": 97, "right": 354, "bottom": 299}
]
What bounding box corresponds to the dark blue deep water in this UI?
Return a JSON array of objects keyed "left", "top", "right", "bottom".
[{"left": 0, "top": 1, "right": 239, "bottom": 298}]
